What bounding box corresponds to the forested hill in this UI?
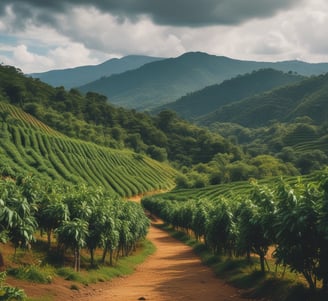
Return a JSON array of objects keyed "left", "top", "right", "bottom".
[
  {"left": 77, "top": 52, "right": 328, "bottom": 110},
  {"left": 2, "top": 63, "right": 328, "bottom": 187},
  {"left": 198, "top": 72, "right": 328, "bottom": 127},
  {"left": 153, "top": 69, "right": 305, "bottom": 120},
  {"left": 0, "top": 102, "right": 177, "bottom": 196},
  {"left": 30, "top": 55, "right": 163, "bottom": 89},
  {"left": 0, "top": 64, "right": 239, "bottom": 169}
]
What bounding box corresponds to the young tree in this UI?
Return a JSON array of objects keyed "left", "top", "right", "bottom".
[
  {"left": 56, "top": 218, "right": 88, "bottom": 272},
  {"left": 274, "top": 180, "right": 321, "bottom": 290},
  {"left": 38, "top": 198, "right": 70, "bottom": 248},
  {"left": 317, "top": 173, "right": 328, "bottom": 292},
  {"left": 0, "top": 180, "right": 37, "bottom": 257},
  {"left": 85, "top": 198, "right": 107, "bottom": 266},
  {"left": 205, "top": 198, "right": 236, "bottom": 256}
]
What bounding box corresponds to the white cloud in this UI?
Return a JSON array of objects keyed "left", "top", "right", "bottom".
[
  {"left": 54, "top": 7, "right": 186, "bottom": 58},
  {"left": 48, "top": 44, "right": 102, "bottom": 69},
  {"left": 1, "top": 0, "right": 328, "bottom": 73},
  {"left": 12, "top": 45, "right": 53, "bottom": 71},
  {"left": 0, "top": 41, "right": 106, "bottom": 73}
]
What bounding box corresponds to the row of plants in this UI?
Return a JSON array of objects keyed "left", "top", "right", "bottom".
[
  {"left": 0, "top": 102, "right": 63, "bottom": 138},
  {"left": 0, "top": 175, "right": 150, "bottom": 273},
  {"left": 154, "top": 171, "right": 319, "bottom": 204},
  {"left": 141, "top": 170, "right": 328, "bottom": 294},
  {"left": 0, "top": 104, "right": 177, "bottom": 196}
]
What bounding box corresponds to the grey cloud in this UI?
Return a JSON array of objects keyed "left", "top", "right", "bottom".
[{"left": 0, "top": 0, "right": 303, "bottom": 27}]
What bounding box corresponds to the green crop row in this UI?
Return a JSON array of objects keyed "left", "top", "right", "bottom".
[
  {"left": 142, "top": 170, "right": 328, "bottom": 295},
  {"left": 0, "top": 103, "right": 177, "bottom": 197}
]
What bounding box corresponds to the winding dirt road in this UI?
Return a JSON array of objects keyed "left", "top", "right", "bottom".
[{"left": 77, "top": 219, "right": 248, "bottom": 301}]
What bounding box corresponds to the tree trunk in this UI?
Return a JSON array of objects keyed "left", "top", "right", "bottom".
[
  {"left": 74, "top": 248, "right": 78, "bottom": 272},
  {"left": 47, "top": 230, "right": 52, "bottom": 249},
  {"left": 109, "top": 249, "right": 113, "bottom": 266},
  {"left": 265, "top": 258, "right": 270, "bottom": 272},
  {"left": 303, "top": 271, "right": 316, "bottom": 291},
  {"left": 90, "top": 248, "right": 94, "bottom": 266},
  {"left": 77, "top": 248, "right": 81, "bottom": 272},
  {"left": 322, "top": 277, "right": 328, "bottom": 292},
  {"left": 102, "top": 244, "right": 108, "bottom": 264},
  {"left": 259, "top": 253, "right": 265, "bottom": 273},
  {"left": 246, "top": 247, "right": 251, "bottom": 261},
  {"left": 0, "top": 252, "right": 5, "bottom": 270}
]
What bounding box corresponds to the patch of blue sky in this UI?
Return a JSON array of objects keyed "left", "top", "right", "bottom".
[
  {"left": 26, "top": 43, "right": 49, "bottom": 56},
  {"left": 0, "top": 32, "right": 50, "bottom": 56},
  {"left": 0, "top": 33, "right": 17, "bottom": 45},
  {"left": 0, "top": 35, "right": 14, "bottom": 60}
]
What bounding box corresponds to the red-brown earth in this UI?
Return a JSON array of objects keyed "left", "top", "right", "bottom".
[{"left": 7, "top": 219, "right": 250, "bottom": 301}]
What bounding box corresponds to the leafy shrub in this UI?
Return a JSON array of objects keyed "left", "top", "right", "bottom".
[
  {"left": 56, "top": 267, "right": 84, "bottom": 282},
  {"left": 8, "top": 264, "right": 54, "bottom": 284},
  {"left": 0, "top": 271, "right": 26, "bottom": 300}
]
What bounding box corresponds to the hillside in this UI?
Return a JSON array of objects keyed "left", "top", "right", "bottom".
[
  {"left": 1, "top": 63, "right": 327, "bottom": 187},
  {"left": 0, "top": 102, "right": 177, "bottom": 196},
  {"left": 153, "top": 69, "right": 305, "bottom": 120},
  {"left": 1, "top": 64, "right": 240, "bottom": 169},
  {"left": 30, "top": 55, "right": 163, "bottom": 89},
  {"left": 198, "top": 73, "right": 328, "bottom": 127},
  {"left": 77, "top": 52, "right": 328, "bottom": 110}
]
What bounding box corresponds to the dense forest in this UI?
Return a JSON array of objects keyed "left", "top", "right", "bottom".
[
  {"left": 198, "top": 73, "right": 328, "bottom": 127},
  {"left": 76, "top": 52, "right": 328, "bottom": 110},
  {"left": 153, "top": 68, "right": 305, "bottom": 120},
  {"left": 1, "top": 64, "right": 328, "bottom": 188}
]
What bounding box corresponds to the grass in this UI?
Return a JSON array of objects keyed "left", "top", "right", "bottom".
[
  {"left": 7, "top": 264, "right": 54, "bottom": 284},
  {"left": 52, "top": 240, "right": 155, "bottom": 285},
  {"left": 56, "top": 239, "right": 156, "bottom": 285},
  {"left": 156, "top": 223, "right": 327, "bottom": 301},
  {"left": 2, "top": 238, "right": 155, "bottom": 301}
]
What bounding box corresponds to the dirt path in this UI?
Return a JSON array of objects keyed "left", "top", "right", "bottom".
[
  {"left": 8, "top": 220, "right": 249, "bottom": 301},
  {"left": 76, "top": 220, "right": 248, "bottom": 301},
  {"left": 7, "top": 195, "right": 250, "bottom": 300}
]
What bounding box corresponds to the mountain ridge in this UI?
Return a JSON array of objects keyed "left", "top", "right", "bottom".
[
  {"left": 152, "top": 68, "right": 305, "bottom": 120},
  {"left": 198, "top": 73, "right": 328, "bottom": 127},
  {"left": 30, "top": 55, "right": 164, "bottom": 89},
  {"left": 77, "top": 52, "right": 328, "bottom": 110}
]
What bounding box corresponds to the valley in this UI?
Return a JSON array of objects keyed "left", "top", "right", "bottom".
[{"left": 1, "top": 52, "right": 328, "bottom": 301}]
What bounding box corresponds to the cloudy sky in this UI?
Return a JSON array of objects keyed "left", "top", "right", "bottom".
[{"left": 1, "top": 0, "right": 328, "bottom": 73}]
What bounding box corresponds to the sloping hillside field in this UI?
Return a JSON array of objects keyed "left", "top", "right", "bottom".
[{"left": 0, "top": 102, "right": 177, "bottom": 196}]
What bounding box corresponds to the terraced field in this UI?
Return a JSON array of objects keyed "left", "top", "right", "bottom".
[
  {"left": 152, "top": 171, "right": 320, "bottom": 202},
  {"left": 292, "top": 134, "right": 328, "bottom": 153},
  {"left": 0, "top": 102, "right": 177, "bottom": 196}
]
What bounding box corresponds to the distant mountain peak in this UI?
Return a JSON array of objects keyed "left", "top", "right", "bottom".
[
  {"left": 78, "top": 53, "right": 328, "bottom": 111},
  {"left": 30, "top": 55, "right": 164, "bottom": 89}
]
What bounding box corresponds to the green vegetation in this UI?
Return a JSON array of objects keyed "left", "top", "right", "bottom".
[
  {"left": 0, "top": 176, "right": 151, "bottom": 271},
  {"left": 2, "top": 63, "right": 328, "bottom": 186},
  {"left": 1, "top": 58, "right": 328, "bottom": 301},
  {"left": 158, "top": 224, "right": 316, "bottom": 301},
  {"left": 207, "top": 120, "right": 328, "bottom": 177},
  {"left": 0, "top": 64, "right": 239, "bottom": 170},
  {"left": 142, "top": 171, "right": 328, "bottom": 299},
  {"left": 8, "top": 265, "right": 54, "bottom": 284},
  {"left": 77, "top": 52, "right": 328, "bottom": 110},
  {"left": 154, "top": 68, "right": 304, "bottom": 120},
  {"left": 0, "top": 102, "right": 176, "bottom": 195},
  {"left": 0, "top": 271, "right": 26, "bottom": 300},
  {"left": 199, "top": 73, "right": 328, "bottom": 127},
  {"left": 31, "top": 55, "right": 163, "bottom": 89}
]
